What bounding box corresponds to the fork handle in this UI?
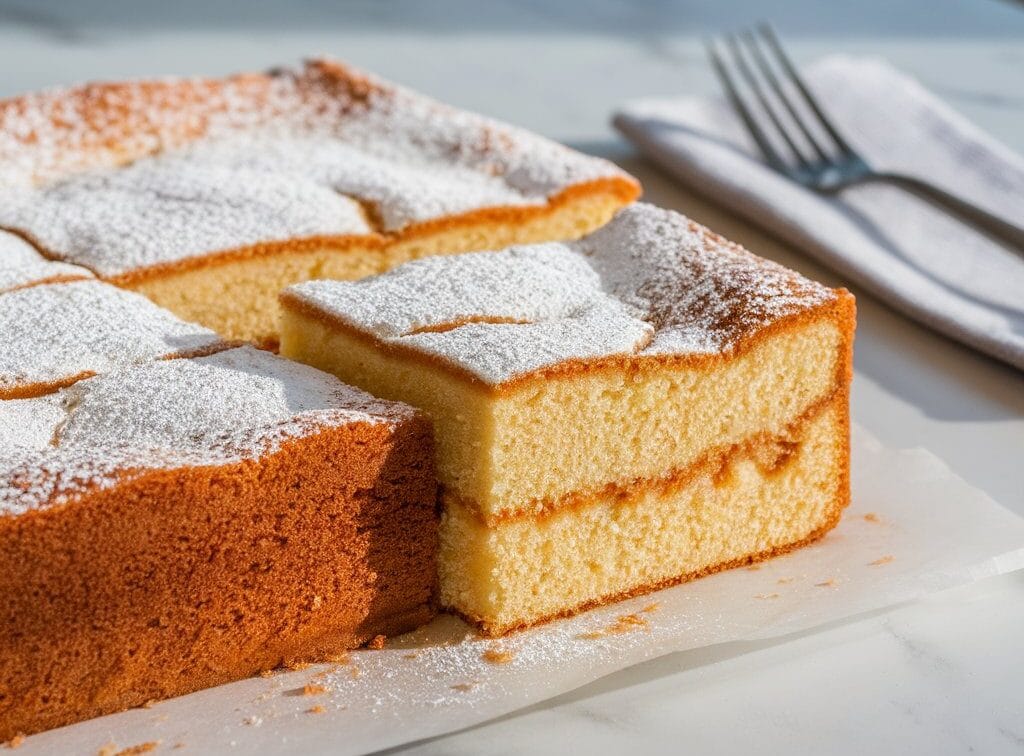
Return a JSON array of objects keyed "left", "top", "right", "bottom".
[{"left": 871, "top": 173, "right": 1024, "bottom": 251}]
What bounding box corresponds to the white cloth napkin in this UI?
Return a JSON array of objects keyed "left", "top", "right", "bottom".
[{"left": 613, "top": 55, "right": 1024, "bottom": 371}]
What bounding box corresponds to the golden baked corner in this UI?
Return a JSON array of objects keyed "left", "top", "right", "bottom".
[
  {"left": 0, "top": 57, "right": 640, "bottom": 345},
  {"left": 280, "top": 202, "right": 855, "bottom": 635}
]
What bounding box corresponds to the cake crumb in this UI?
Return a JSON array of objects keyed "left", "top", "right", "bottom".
[
  {"left": 5, "top": 733, "right": 25, "bottom": 749},
  {"left": 755, "top": 593, "right": 780, "bottom": 600},
  {"left": 745, "top": 564, "right": 761, "bottom": 571},
  {"left": 349, "top": 666, "right": 361, "bottom": 679},
  {"left": 777, "top": 577, "right": 794, "bottom": 585},
  {"left": 403, "top": 652, "right": 419, "bottom": 660},
  {"left": 258, "top": 669, "right": 275, "bottom": 678},
  {"left": 284, "top": 660, "right": 311, "bottom": 671},
  {"left": 302, "top": 683, "right": 327, "bottom": 696},
  {"left": 815, "top": 578, "right": 837, "bottom": 588},
  {"left": 579, "top": 613, "right": 650, "bottom": 639},
  {"left": 863, "top": 512, "right": 880, "bottom": 523},
  {"left": 481, "top": 647, "right": 515, "bottom": 665},
  {"left": 641, "top": 603, "right": 660, "bottom": 613},
  {"left": 306, "top": 705, "right": 326, "bottom": 715},
  {"left": 141, "top": 699, "right": 157, "bottom": 709},
  {"left": 172, "top": 743, "right": 185, "bottom": 750},
  {"left": 324, "top": 651, "right": 350, "bottom": 664},
  {"left": 869, "top": 555, "right": 895, "bottom": 566},
  {"left": 450, "top": 682, "right": 477, "bottom": 692},
  {"left": 243, "top": 715, "right": 263, "bottom": 727},
  {"left": 367, "top": 634, "right": 386, "bottom": 650}
]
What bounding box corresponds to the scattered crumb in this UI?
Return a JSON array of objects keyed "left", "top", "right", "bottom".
[
  {"left": 141, "top": 699, "right": 157, "bottom": 709},
  {"left": 450, "top": 682, "right": 477, "bottom": 692},
  {"left": 349, "top": 666, "right": 361, "bottom": 679},
  {"left": 745, "top": 564, "right": 761, "bottom": 571},
  {"left": 641, "top": 603, "right": 660, "bottom": 613},
  {"left": 172, "top": 745, "right": 185, "bottom": 751},
  {"left": 815, "top": 578, "right": 837, "bottom": 588},
  {"left": 777, "top": 577, "right": 794, "bottom": 585},
  {"left": 302, "top": 683, "right": 327, "bottom": 697},
  {"left": 242, "top": 715, "right": 263, "bottom": 727},
  {"left": 258, "top": 669, "right": 275, "bottom": 678},
  {"left": 283, "top": 660, "right": 311, "bottom": 671},
  {"left": 324, "top": 651, "right": 350, "bottom": 664},
  {"left": 306, "top": 705, "right": 326, "bottom": 715},
  {"left": 403, "top": 652, "right": 419, "bottom": 660},
  {"left": 869, "top": 555, "right": 895, "bottom": 566},
  {"left": 5, "top": 733, "right": 25, "bottom": 749},
  {"left": 367, "top": 634, "right": 386, "bottom": 650},
  {"left": 755, "top": 593, "right": 780, "bottom": 600},
  {"left": 863, "top": 512, "right": 880, "bottom": 523},
  {"left": 578, "top": 613, "right": 650, "bottom": 639},
  {"left": 481, "top": 647, "right": 515, "bottom": 665}
]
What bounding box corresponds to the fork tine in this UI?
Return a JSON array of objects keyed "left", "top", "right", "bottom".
[
  {"left": 704, "top": 38, "right": 788, "bottom": 172},
  {"left": 739, "top": 29, "right": 830, "bottom": 163},
  {"left": 757, "top": 23, "right": 856, "bottom": 156},
  {"left": 723, "top": 33, "right": 810, "bottom": 169}
]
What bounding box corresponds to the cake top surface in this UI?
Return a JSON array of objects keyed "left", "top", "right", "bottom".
[
  {"left": 0, "top": 279, "right": 222, "bottom": 395},
  {"left": 0, "top": 230, "right": 93, "bottom": 293},
  {"left": 0, "top": 346, "right": 414, "bottom": 515},
  {"left": 285, "top": 203, "right": 838, "bottom": 384},
  {"left": 0, "top": 58, "right": 635, "bottom": 278}
]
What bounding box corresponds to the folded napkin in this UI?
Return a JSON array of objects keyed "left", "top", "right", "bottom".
[{"left": 614, "top": 55, "right": 1024, "bottom": 371}]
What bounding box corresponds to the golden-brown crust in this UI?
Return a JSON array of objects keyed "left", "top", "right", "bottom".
[
  {"left": 282, "top": 283, "right": 855, "bottom": 396},
  {"left": 0, "top": 407, "right": 439, "bottom": 740}
]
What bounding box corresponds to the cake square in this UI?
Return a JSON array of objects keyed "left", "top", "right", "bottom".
[
  {"left": 0, "top": 346, "right": 437, "bottom": 739},
  {"left": 0, "top": 59, "right": 639, "bottom": 343},
  {"left": 0, "top": 279, "right": 224, "bottom": 399},
  {"left": 280, "top": 203, "right": 855, "bottom": 634}
]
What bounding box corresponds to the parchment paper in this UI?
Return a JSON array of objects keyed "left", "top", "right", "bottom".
[{"left": 19, "top": 425, "right": 1024, "bottom": 755}]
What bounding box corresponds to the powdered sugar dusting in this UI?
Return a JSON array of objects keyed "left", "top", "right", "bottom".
[
  {"left": 0, "top": 279, "right": 222, "bottom": 394},
  {"left": 0, "top": 59, "right": 632, "bottom": 277},
  {"left": 287, "top": 204, "right": 836, "bottom": 384},
  {"left": 0, "top": 346, "right": 409, "bottom": 515},
  {"left": 0, "top": 230, "right": 93, "bottom": 292}
]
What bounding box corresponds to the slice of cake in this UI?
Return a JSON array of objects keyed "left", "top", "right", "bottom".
[
  {"left": 0, "top": 346, "right": 437, "bottom": 740},
  {"left": 0, "top": 59, "right": 640, "bottom": 344},
  {"left": 0, "top": 231, "right": 92, "bottom": 294},
  {"left": 279, "top": 203, "right": 855, "bottom": 635},
  {"left": 0, "top": 279, "right": 224, "bottom": 399}
]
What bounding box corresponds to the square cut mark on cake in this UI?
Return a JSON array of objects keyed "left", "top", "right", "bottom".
[
  {"left": 0, "top": 278, "right": 227, "bottom": 400},
  {"left": 279, "top": 203, "right": 855, "bottom": 521},
  {"left": 0, "top": 59, "right": 640, "bottom": 344},
  {"left": 0, "top": 346, "right": 438, "bottom": 740},
  {"left": 279, "top": 202, "right": 855, "bottom": 635},
  {"left": 0, "top": 229, "right": 93, "bottom": 295}
]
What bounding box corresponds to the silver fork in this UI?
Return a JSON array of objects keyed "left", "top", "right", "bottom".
[{"left": 706, "top": 24, "right": 1024, "bottom": 250}]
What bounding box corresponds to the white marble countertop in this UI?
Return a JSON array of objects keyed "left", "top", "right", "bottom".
[{"left": 1, "top": 1, "right": 1022, "bottom": 753}]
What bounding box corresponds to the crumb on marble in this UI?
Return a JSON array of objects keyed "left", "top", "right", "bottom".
[
  {"left": 450, "top": 682, "right": 477, "bottom": 692},
  {"left": 302, "top": 683, "right": 327, "bottom": 696},
  {"left": 777, "top": 577, "right": 794, "bottom": 584},
  {"left": 815, "top": 578, "right": 837, "bottom": 587},
  {"left": 306, "top": 705, "right": 326, "bottom": 715},
  {"left": 481, "top": 647, "right": 515, "bottom": 665},
  {"left": 641, "top": 602, "right": 660, "bottom": 613},
  {"left": 869, "top": 555, "right": 895, "bottom": 566},
  {"left": 863, "top": 513, "right": 880, "bottom": 523},
  {"left": 367, "top": 634, "right": 387, "bottom": 650},
  {"left": 403, "top": 652, "right": 419, "bottom": 660}
]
